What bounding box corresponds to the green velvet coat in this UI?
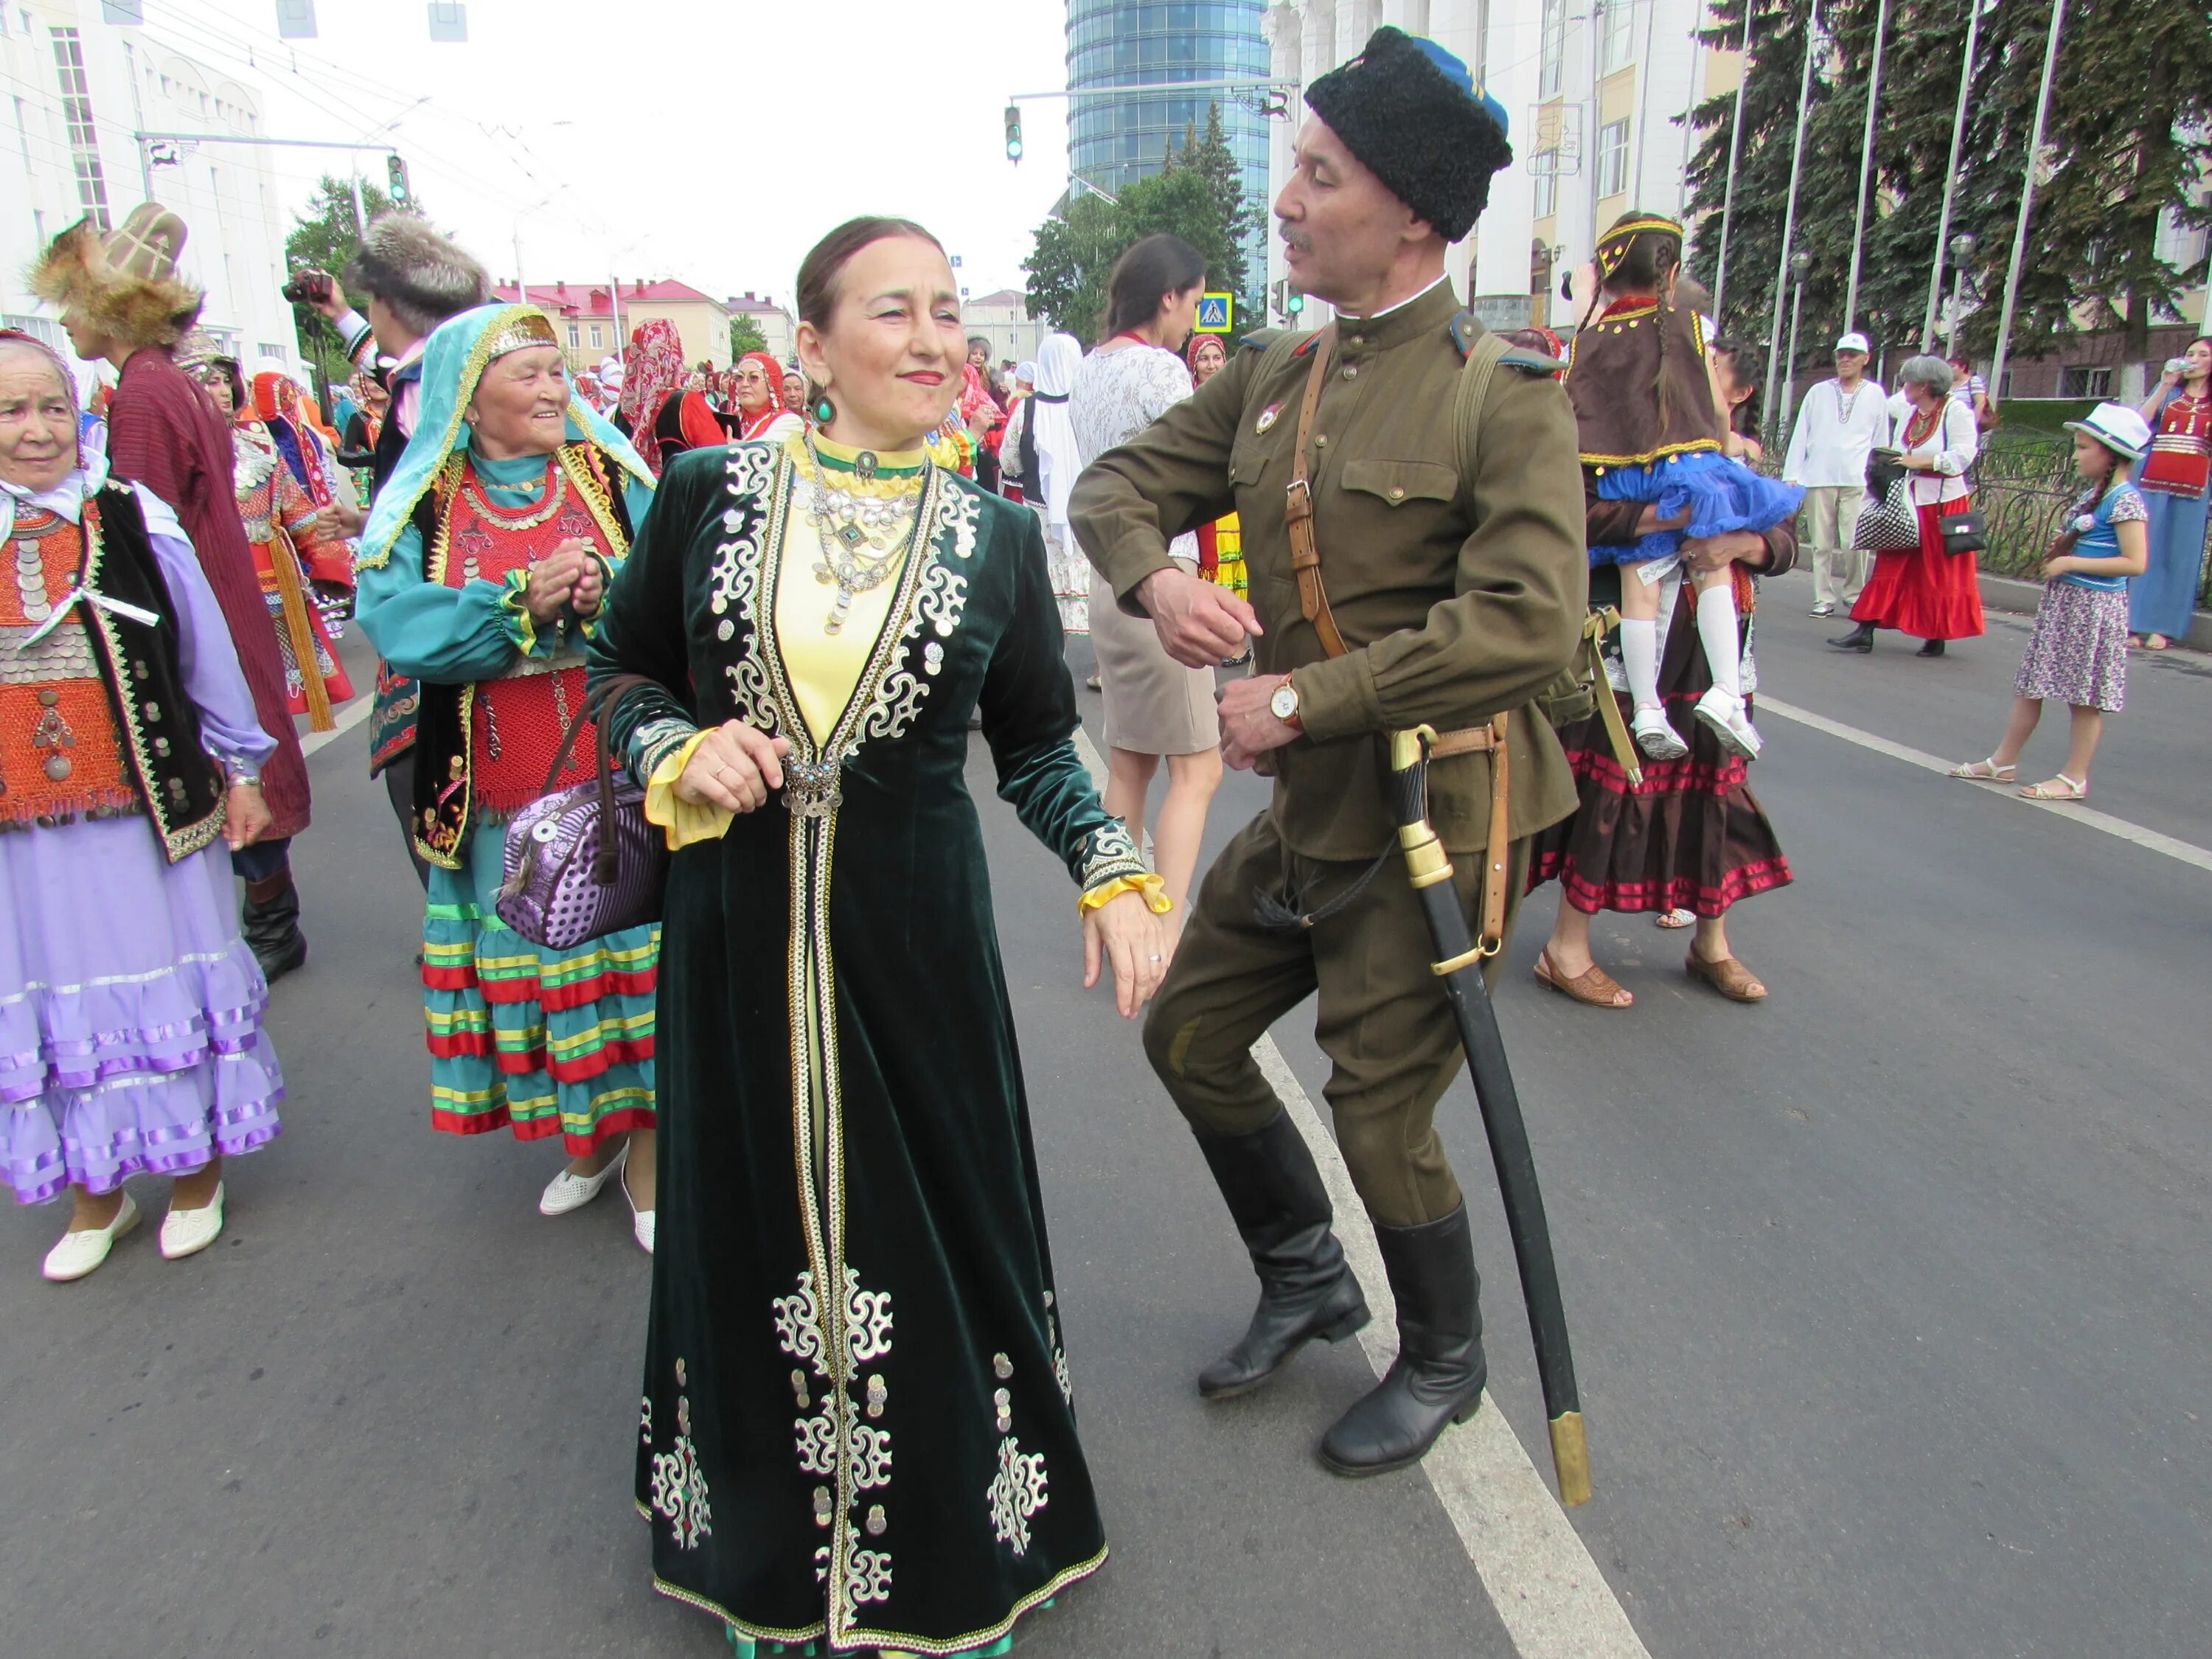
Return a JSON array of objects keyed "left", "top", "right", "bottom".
[{"left": 589, "top": 439, "right": 1146, "bottom": 1654}]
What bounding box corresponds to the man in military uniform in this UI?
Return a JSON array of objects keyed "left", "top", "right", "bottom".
[{"left": 1071, "top": 27, "right": 1587, "bottom": 1477}]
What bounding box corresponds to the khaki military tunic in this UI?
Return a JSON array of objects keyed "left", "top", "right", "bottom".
[{"left": 1071, "top": 277, "right": 1587, "bottom": 861}]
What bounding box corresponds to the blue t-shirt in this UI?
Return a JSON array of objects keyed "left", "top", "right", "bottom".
[{"left": 2060, "top": 482, "right": 2147, "bottom": 591}]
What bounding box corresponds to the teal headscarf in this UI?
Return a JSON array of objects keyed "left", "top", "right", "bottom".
[{"left": 358, "top": 302, "right": 653, "bottom": 570}]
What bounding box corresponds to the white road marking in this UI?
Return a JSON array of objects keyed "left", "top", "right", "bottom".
[
  {"left": 1070, "top": 729, "right": 1650, "bottom": 1659},
  {"left": 1758, "top": 695, "right": 2212, "bottom": 874},
  {"left": 299, "top": 692, "right": 375, "bottom": 760}
]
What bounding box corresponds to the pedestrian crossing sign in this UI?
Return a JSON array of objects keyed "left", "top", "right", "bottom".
[{"left": 1195, "top": 292, "right": 1234, "bottom": 334}]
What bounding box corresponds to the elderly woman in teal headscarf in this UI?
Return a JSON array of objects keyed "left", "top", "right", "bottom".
[{"left": 356, "top": 302, "right": 664, "bottom": 1251}]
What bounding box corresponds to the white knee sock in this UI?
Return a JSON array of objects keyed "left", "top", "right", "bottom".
[
  {"left": 1620, "top": 616, "right": 1661, "bottom": 713},
  {"left": 1696, "top": 584, "right": 1743, "bottom": 700}
]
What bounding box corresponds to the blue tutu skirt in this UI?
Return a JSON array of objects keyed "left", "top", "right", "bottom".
[{"left": 1590, "top": 451, "right": 1805, "bottom": 567}]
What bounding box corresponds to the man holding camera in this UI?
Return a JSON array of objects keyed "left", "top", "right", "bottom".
[{"left": 295, "top": 215, "right": 489, "bottom": 887}]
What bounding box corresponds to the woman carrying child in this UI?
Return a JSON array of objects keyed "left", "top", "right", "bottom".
[
  {"left": 1563, "top": 213, "right": 1802, "bottom": 764},
  {"left": 1949, "top": 403, "right": 2154, "bottom": 802}
]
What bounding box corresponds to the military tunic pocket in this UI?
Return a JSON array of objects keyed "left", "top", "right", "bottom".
[{"left": 1340, "top": 459, "right": 1458, "bottom": 506}]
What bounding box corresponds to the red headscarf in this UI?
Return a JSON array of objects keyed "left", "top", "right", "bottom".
[
  {"left": 735, "top": 349, "right": 796, "bottom": 441},
  {"left": 618, "top": 319, "right": 687, "bottom": 471},
  {"left": 248, "top": 369, "right": 333, "bottom": 506}
]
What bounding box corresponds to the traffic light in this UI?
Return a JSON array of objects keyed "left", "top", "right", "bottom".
[
  {"left": 1287, "top": 287, "right": 1305, "bottom": 316},
  {"left": 1272, "top": 279, "right": 1307, "bottom": 321},
  {"left": 386, "top": 153, "right": 411, "bottom": 206},
  {"left": 1004, "top": 104, "right": 1023, "bottom": 164}
]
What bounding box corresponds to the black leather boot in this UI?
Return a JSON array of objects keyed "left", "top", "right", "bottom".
[
  {"left": 242, "top": 868, "right": 307, "bottom": 983},
  {"left": 1193, "top": 1113, "right": 1371, "bottom": 1400},
  {"left": 1916, "top": 637, "right": 1946, "bottom": 658},
  {"left": 1319, "top": 1204, "right": 1486, "bottom": 1477},
  {"left": 1826, "top": 620, "right": 1876, "bottom": 653}
]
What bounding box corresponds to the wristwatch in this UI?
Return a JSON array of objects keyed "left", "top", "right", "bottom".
[{"left": 1268, "top": 677, "right": 1303, "bottom": 731}]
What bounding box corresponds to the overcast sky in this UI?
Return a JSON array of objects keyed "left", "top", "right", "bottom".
[{"left": 154, "top": 0, "right": 1077, "bottom": 308}]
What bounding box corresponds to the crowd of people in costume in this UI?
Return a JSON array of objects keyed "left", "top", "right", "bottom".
[{"left": 3, "top": 16, "right": 2205, "bottom": 1654}]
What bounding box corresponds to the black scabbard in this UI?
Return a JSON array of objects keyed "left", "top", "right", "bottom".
[{"left": 1388, "top": 727, "right": 1590, "bottom": 1506}]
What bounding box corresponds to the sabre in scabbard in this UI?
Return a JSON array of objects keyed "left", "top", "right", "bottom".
[{"left": 1387, "top": 724, "right": 1591, "bottom": 1506}]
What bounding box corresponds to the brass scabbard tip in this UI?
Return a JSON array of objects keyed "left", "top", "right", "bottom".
[{"left": 1550, "top": 1412, "right": 1591, "bottom": 1507}]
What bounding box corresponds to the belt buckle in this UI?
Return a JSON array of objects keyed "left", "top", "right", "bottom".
[{"left": 1284, "top": 476, "right": 1312, "bottom": 518}]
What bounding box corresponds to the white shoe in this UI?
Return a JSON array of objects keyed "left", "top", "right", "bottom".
[
  {"left": 159, "top": 1182, "right": 226, "bottom": 1260},
  {"left": 1809, "top": 601, "right": 1836, "bottom": 617},
  {"left": 539, "top": 1141, "right": 627, "bottom": 1217},
  {"left": 1631, "top": 706, "right": 1688, "bottom": 760},
  {"left": 622, "top": 1161, "right": 655, "bottom": 1255},
  {"left": 1694, "top": 686, "right": 1764, "bottom": 761},
  {"left": 43, "top": 1192, "right": 141, "bottom": 1281}
]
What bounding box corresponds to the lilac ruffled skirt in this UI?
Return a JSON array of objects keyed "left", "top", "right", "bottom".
[
  {"left": 1, "top": 817, "right": 283, "bottom": 1204},
  {"left": 1590, "top": 451, "right": 1805, "bottom": 567}
]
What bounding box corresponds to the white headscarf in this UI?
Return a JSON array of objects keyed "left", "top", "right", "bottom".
[{"left": 1030, "top": 332, "right": 1084, "bottom": 535}]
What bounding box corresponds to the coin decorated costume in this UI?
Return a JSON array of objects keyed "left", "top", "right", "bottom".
[
  {"left": 355, "top": 304, "right": 660, "bottom": 1154},
  {"left": 1074, "top": 28, "right": 1587, "bottom": 1473},
  {"left": 591, "top": 426, "right": 1158, "bottom": 1653},
  {"left": 0, "top": 372, "right": 283, "bottom": 1208}
]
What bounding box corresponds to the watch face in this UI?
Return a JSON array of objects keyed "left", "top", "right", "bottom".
[{"left": 1270, "top": 683, "right": 1298, "bottom": 720}]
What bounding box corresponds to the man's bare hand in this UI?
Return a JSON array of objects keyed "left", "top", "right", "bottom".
[
  {"left": 1217, "top": 673, "right": 1300, "bottom": 771},
  {"left": 1681, "top": 529, "right": 1767, "bottom": 573},
  {"left": 308, "top": 272, "right": 349, "bottom": 324},
  {"left": 1135, "top": 565, "right": 1259, "bottom": 668}
]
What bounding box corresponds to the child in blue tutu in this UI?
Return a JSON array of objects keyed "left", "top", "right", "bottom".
[{"left": 1565, "top": 214, "right": 1803, "bottom": 761}]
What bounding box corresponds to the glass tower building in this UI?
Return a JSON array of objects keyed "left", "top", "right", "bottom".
[{"left": 1065, "top": 1, "right": 1270, "bottom": 289}]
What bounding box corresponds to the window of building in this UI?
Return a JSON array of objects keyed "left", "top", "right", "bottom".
[
  {"left": 1597, "top": 119, "right": 1630, "bottom": 199},
  {"left": 567, "top": 324, "right": 580, "bottom": 348},
  {"left": 1599, "top": 1, "right": 1636, "bottom": 74},
  {"left": 48, "top": 27, "right": 111, "bottom": 230},
  {"left": 1539, "top": 0, "right": 1567, "bottom": 97},
  {"left": 1533, "top": 167, "right": 1557, "bottom": 221},
  {"left": 589, "top": 324, "right": 605, "bottom": 348},
  {"left": 257, "top": 341, "right": 288, "bottom": 361},
  {"left": 2, "top": 313, "right": 64, "bottom": 351},
  {"left": 2059, "top": 365, "right": 2112, "bottom": 398}
]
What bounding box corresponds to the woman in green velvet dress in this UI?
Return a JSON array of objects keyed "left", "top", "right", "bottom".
[{"left": 591, "top": 218, "right": 1172, "bottom": 1656}]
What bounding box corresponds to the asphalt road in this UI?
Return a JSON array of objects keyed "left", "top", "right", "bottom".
[{"left": 4, "top": 574, "right": 2207, "bottom": 1658}]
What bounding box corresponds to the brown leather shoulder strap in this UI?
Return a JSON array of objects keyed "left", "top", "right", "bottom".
[{"left": 1285, "top": 322, "right": 1348, "bottom": 658}]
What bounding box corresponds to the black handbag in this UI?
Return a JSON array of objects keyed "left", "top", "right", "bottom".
[
  {"left": 1937, "top": 508, "right": 1989, "bottom": 556},
  {"left": 1852, "top": 476, "right": 1924, "bottom": 553}
]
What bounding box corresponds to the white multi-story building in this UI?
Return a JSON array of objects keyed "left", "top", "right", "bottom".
[
  {"left": 1, "top": 0, "right": 303, "bottom": 396},
  {"left": 1263, "top": 0, "right": 1733, "bottom": 334},
  {"left": 961, "top": 288, "right": 1048, "bottom": 368}
]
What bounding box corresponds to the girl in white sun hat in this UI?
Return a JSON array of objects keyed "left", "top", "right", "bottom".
[{"left": 1949, "top": 401, "right": 2154, "bottom": 801}]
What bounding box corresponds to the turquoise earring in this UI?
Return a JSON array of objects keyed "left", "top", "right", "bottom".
[{"left": 813, "top": 394, "right": 835, "bottom": 424}]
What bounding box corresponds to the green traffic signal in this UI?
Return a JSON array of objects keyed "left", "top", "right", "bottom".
[
  {"left": 1004, "top": 104, "right": 1023, "bottom": 163},
  {"left": 386, "top": 153, "right": 411, "bottom": 204}
]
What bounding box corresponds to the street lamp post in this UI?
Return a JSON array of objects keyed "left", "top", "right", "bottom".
[
  {"left": 1761, "top": 3, "right": 1822, "bottom": 453},
  {"left": 1945, "top": 232, "right": 1977, "bottom": 359},
  {"left": 1784, "top": 249, "right": 1814, "bottom": 433}
]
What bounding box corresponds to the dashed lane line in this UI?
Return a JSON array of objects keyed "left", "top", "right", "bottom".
[
  {"left": 1756, "top": 695, "right": 2212, "bottom": 874},
  {"left": 1070, "top": 728, "right": 1650, "bottom": 1659}
]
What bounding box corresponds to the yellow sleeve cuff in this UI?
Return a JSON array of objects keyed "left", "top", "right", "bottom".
[
  {"left": 644, "top": 728, "right": 734, "bottom": 849},
  {"left": 1078, "top": 872, "right": 1174, "bottom": 917}
]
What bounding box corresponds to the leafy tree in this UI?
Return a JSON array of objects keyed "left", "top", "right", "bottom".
[
  {"left": 729, "top": 314, "right": 768, "bottom": 359},
  {"left": 1021, "top": 102, "right": 1267, "bottom": 347},
  {"left": 1685, "top": 0, "right": 2212, "bottom": 392},
  {"left": 285, "top": 174, "right": 400, "bottom": 382}
]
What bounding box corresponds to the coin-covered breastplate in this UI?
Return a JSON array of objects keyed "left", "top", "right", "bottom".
[{"left": 0, "top": 511, "right": 136, "bottom": 830}]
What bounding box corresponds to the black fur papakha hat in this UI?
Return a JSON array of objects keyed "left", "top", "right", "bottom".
[
  {"left": 343, "top": 212, "right": 488, "bottom": 339},
  {"left": 1304, "top": 27, "right": 1512, "bottom": 243}
]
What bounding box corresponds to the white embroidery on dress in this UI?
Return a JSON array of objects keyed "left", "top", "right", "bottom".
[
  {"left": 985, "top": 1435, "right": 1050, "bottom": 1557},
  {"left": 649, "top": 1377, "right": 712, "bottom": 1550},
  {"left": 712, "top": 444, "right": 779, "bottom": 730},
  {"left": 854, "top": 485, "right": 977, "bottom": 745},
  {"left": 773, "top": 1267, "right": 896, "bottom": 1584},
  {"left": 1081, "top": 820, "right": 1148, "bottom": 888}
]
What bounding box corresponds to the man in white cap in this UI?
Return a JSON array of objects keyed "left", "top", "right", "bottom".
[{"left": 1782, "top": 332, "right": 1888, "bottom": 617}]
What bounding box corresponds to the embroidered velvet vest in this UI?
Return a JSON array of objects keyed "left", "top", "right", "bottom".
[
  {"left": 411, "top": 443, "right": 632, "bottom": 869},
  {"left": 0, "top": 488, "right": 225, "bottom": 858}
]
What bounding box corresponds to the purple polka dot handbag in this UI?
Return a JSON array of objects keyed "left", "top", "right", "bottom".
[{"left": 495, "top": 673, "right": 669, "bottom": 950}]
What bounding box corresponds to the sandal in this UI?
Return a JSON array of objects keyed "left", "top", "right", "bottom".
[
  {"left": 2018, "top": 773, "right": 2087, "bottom": 801},
  {"left": 1653, "top": 908, "right": 1695, "bottom": 929},
  {"left": 2144, "top": 634, "right": 2171, "bottom": 651},
  {"left": 1686, "top": 950, "right": 1767, "bottom": 1002},
  {"left": 1948, "top": 757, "right": 2017, "bottom": 782},
  {"left": 1534, "top": 950, "right": 1632, "bottom": 1009}
]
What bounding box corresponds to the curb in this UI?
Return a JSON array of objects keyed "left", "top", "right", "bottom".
[{"left": 1773, "top": 566, "right": 2212, "bottom": 652}]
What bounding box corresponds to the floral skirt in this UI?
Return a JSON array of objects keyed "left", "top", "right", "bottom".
[
  {"left": 1044, "top": 521, "right": 1089, "bottom": 636},
  {"left": 1, "top": 818, "right": 282, "bottom": 1203},
  {"left": 2017, "top": 582, "right": 2129, "bottom": 712},
  {"left": 420, "top": 820, "right": 656, "bottom": 1152}
]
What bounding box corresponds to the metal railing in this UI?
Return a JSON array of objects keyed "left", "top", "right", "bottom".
[{"left": 1969, "top": 435, "right": 2212, "bottom": 608}]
